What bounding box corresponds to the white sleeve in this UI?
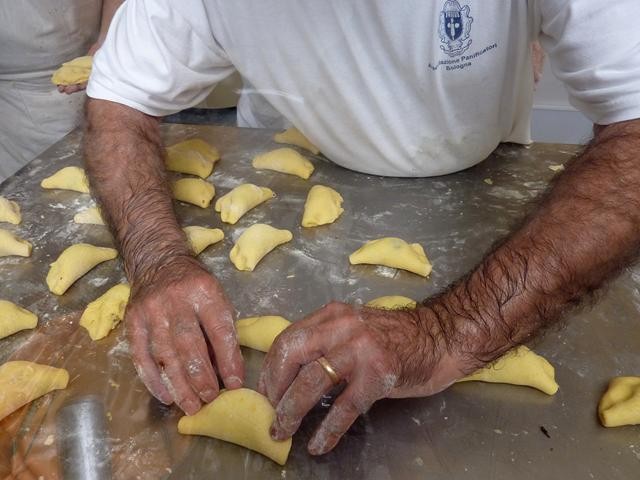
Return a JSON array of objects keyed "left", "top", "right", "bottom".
[
  {"left": 87, "top": 0, "right": 234, "bottom": 117},
  {"left": 536, "top": 0, "right": 640, "bottom": 125}
]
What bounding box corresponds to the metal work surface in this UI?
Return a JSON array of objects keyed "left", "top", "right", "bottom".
[{"left": 1, "top": 125, "right": 638, "bottom": 479}]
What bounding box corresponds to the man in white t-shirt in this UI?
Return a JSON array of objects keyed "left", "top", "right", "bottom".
[{"left": 84, "top": 0, "right": 640, "bottom": 455}]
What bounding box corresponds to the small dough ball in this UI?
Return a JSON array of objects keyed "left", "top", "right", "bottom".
[
  {"left": 172, "top": 178, "right": 215, "bottom": 208},
  {"left": 236, "top": 316, "right": 291, "bottom": 352},
  {"left": 215, "top": 184, "right": 275, "bottom": 225},
  {"left": 73, "top": 206, "right": 105, "bottom": 225},
  {"left": 80, "top": 284, "right": 131, "bottom": 341},
  {"left": 166, "top": 138, "right": 220, "bottom": 178},
  {"left": 46, "top": 243, "right": 118, "bottom": 295},
  {"left": 599, "top": 376, "right": 640, "bottom": 427},
  {"left": 349, "top": 237, "right": 432, "bottom": 277},
  {"left": 183, "top": 226, "right": 224, "bottom": 255},
  {"left": 274, "top": 127, "right": 320, "bottom": 155},
  {"left": 41, "top": 166, "right": 90, "bottom": 193},
  {"left": 0, "top": 300, "right": 38, "bottom": 340},
  {"left": 365, "top": 296, "right": 417, "bottom": 309},
  {"left": 252, "top": 148, "right": 314, "bottom": 180},
  {"left": 230, "top": 224, "right": 292, "bottom": 272},
  {"left": 301, "top": 185, "right": 344, "bottom": 227},
  {"left": 0, "top": 196, "right": 21, "bottom": 225},
  {"left": 0, "top": 229, "right": 32, "bottom": 257},
  {"left": 51, "top": 55, "right": 92, "bottom": 85}
]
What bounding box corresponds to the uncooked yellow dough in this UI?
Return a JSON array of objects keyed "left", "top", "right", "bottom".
[
  {"left": 73, "top": 206, "right": 105, "bottom": 225},
  {"left": 456, "top": 346, "right": 559, "bottom": 395},
  {"left": 0, "top": 300, "right": 37, "bottom": 340},
  {"left": 80, "top": 284, "right": 131, "bottom": 341},
  {"left": 0, "top": 361, "right": 69, "bottom": 421},
  {"left": 46, "top": 243, "right": 118, "bottom": 295},
  {"left": 598, "top": 376, "right": 640, "bottom": 427},
  {"left": 41, "top": 166, "right": 90, "bottom": 193},
  {"left": 349, "top": 237, "right": 432, "bottom": 277},
  {"left": 274, "top": 127, "right": 320, "bottom": 155},
  {"left": 166, "top": 138, "right": 220, "bottom": 178},
  {"left": 365, "top": 296, "right": 417, "bottom": 309},
  {"left": 215, "top": 184, "right": 275, "bottom": 225},
  {"left": 183, "top": 226, "right": 224, "bottom": 255},
  {"left": 301, "top": 185, "right": 344, "bottom": 227},
  {"left": 172, "top": 178, "right": 215, "bottom": 208},
  {"left": 51, "top": 55, "right": 92, "bottom": 85},
  {"left": 236, "top": 316, "right": 291, "bottom": 353},
  {"left": 0, "top": 196, "right": 21, "bottom": 225},
  {"left": 252, "top": 148, "right": 314, "bottom": 179},
  {"left": 0, "top": 229, "right": 32, "bottom": 257},
  {"left": 230, "top": 224, "right": 292, "bottom": 272},
  {"left": 178, "top": 388, "right": 292, "bottom": 465}
]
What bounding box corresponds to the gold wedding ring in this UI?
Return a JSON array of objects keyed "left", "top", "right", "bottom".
[{"left": 316, "top": 356, "right": 340, "bottom": 385}]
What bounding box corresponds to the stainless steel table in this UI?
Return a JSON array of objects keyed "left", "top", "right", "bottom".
[{"left": 1, "top": 125, "right": 638, "bottom": 479}]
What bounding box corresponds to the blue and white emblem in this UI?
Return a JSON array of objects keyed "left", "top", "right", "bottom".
[{"left": 439, "top": 0, "right": 473, "bottom": 57}]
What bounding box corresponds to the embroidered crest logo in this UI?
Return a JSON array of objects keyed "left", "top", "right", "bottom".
[{"left": 439, "top": 0, "right": 473, "bottom": 57}]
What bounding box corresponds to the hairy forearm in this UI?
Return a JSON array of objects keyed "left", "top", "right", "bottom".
[{"left": 97, "top": 0, "right": 124, "bottom": 43}]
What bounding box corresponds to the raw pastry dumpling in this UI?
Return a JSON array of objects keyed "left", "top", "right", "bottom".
[
  {"left": 230, "top": 224, "right": 292, "bottom": 272},
  {"left": 0, "top": 196, "right": 21, "bottom": 225},
  {"left": 274, "top": 127, "right": 320, "bottom": 155},
  {"left": 215, "top": 184, "right": 275, "bottom": 225},
  {"left": 349, "top": 237, "right": 432, "bottom": 277},
  {"left": 51, "top": 55, "right": 92, "bottom": 85},
  {"left": 73, "top": 206, "right": 105, "bottom": 225},
  {"left": 365, "top": 296, "right": 417, "bottom": 309},
  {"left": 0, "top": 229, "right": 32, "bottom": 257},
  {"left": 252, "top": 148, "right": 314, "bottom": 180},
  {"left": 172, "top": 178, "right": 215, "bottom": 208},
  {"left": 183, "top": 226, "right": 224, "bottom": 255},
  {"left": 178, "top": 388, "right": 292, "bottom": 465},
  {"left": 166, "top": 138, "right": 220, "bottom": 178},
  {"left": 456, "top": 346, "right": 559, "bottom": 395},
  {"left": 236, "top": 316, "right": 291, "bottom": 353},
  {"left": 301, "top": 185, "right": 344, "bottom": 227},
  {"left": 41, "top": 166, "right": 90, "bottom": 193},
  {"left": 599, "top": 376, "right": 640, "bottom": 427},
  {"left": 80, "top": 284, "right": 131, "bottom": 341},
  {"left": 0, "top": 300, "right": 38, "bottom": 340},
  {"left": 0, "top": 361, "right": 69, "bottom": 421},
  {"left": 46, "top": 243, "right": 118, "bottom": 295}
]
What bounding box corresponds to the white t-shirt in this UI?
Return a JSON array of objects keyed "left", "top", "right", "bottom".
[{"left": 88, "top": 0, "right": 640, "bottom": 177}]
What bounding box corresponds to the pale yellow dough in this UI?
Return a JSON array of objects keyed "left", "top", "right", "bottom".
[
  {"left": 183, "top": 226, "right": 224, "bottom": 255},
  {"left": 178, "top": 388, "right": 292, "bottom": 465},
  {"left": 215, "top": 184, "right": 275, "bottom": 225},
  {"left": 301, "top": 185, "right": 344, "bottom": 227},
  {"left": 236, "top": 316, "right": 291, "bottom": 353},
  {"left": 0, "top": 300, "right": 38, "bottom": 340},
  {"left": 0, "top": 196, "right": 21, "bottom": 225},
  {"left": 172, "top": 178, "right": 215, "bottom": 208},
  {"left": 365, "top": 296, "right": 417, "bottom": 309},
  {"left": 41, "top": 166, "right": 90, "bottom": 193},
  {"left": 46, "top": 243, "right": 118, "bottom": 295},
  {"left": 0, "top": 229, "right": 32, "bottom": 257},
  {"left": 252, "top": 148, "right": 314, "bottom": 179},
  {"left": 457, "top": 346, "right": 559, "bottom": 395},
  {"left": 274, "top": 127, "right": 320, "bottom": 155},
  {"left": 80, "top": 284, "right": 131, "bottom": 341},
  {"left": 230, "top": 224, "right": 292, "bottom": 272},
  {"left": 599, "top": 376, "right": 640, "bottom": 427},
  {"left": 73, "top": 206, "right": 105, "bottom": 225},
  {"left": 51, "top": 55, "right": 92, "bottom": 85},
  {"left": 166, "top": 138, "right": 220, "bottom": 178},
  {"left": 0, "top": 361, "right": 69, "bottom": 421},
  {"left": 349, "top": 237, "right": 432, "bottom": 277}
]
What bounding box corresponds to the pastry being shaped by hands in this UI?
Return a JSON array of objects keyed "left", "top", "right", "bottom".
[
  {"left": 51, "top": 55, "right": 92, "bottom": 85},
  {"left": 235, "top": 316, "right": 291, "bottom": 352},
  {"left": 215, "top": 184, "right": 275, "bottom": 225},
  {"left": 349, "top": 237, "right": 432, "bottom": 277},
  {"left": 0, "top": 196, "right": 21, "bottom": 225},
  {"left": 46, "top": 243, "right": 118, "bottom": 295},
  {"left": 41, "top": 166, "right": 90, "bottom": 193},
  {"left": 252, "top": 148, "right": 314, "bottom": 180},
  {"left": 598, "top": 376, "right": 640, "bottom": 427},
  {"left": 301, "top": 185, "right": 344, "bottom": 227},
  {"left": 172, "top": 178, "right": 215, "bottom": 208},
  {"left": 0, "top": 361, "right": 69, "bottom": 421},
  {"left": 183, "top": 226, "right": 224, "bottom": 255},
  {"left": 0, "top": 300, "right": 37, "bottom": 340},
  {"left": 230, "top": 224, "right": 292, "bottom": 272},
  {"left": 80, "top": 284, "right": 131, "bottom": 341},
  {"left": 0, "top": 229, "right": 32, "bottom": 257},
  {"left": 457, "top": 345, "right": 559, "bottom": 395},
  {"left": 73, "top": 206, "right": 105, "bottom": 225},
  {"left": 178, "top": 388, "right": 292, "bottom": 465},
  {"left": 274, "top": 127, "right": 320, "bottom": 155},
  {"left": 365, "top": 296, "right": 417, "bottom": 309},
  {"left": 166, "top": 138, "right": 220, "bottom": 178}
]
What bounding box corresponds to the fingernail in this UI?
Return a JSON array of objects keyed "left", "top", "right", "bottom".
[
  {"left": 183, "top": 399, "right": 201, "bottom": 415},
  {"left": 201, "top": 389, "right": 217, "bottom": 402},
  {"left": 224, "top": 376, "right": 242, "bottom": 389},
  {"left": 308, "top": 436, "right": 324, "bottom": 455},
  {"left": 270, "top": 425, "right": 283, "bottom": 440}
]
